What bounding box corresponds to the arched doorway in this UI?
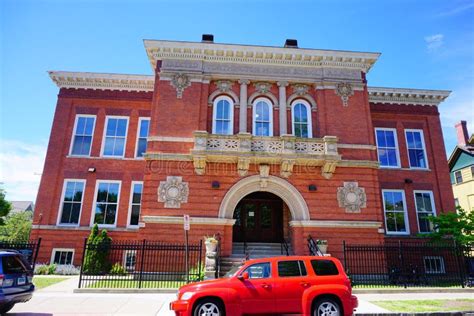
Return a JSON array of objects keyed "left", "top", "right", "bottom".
[{"left": 233, "top": 192, "right": 284, "bottom": 243}]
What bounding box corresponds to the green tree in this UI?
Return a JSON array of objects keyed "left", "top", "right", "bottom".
[
  {"left": 0, "top": 189, "right": 12, "bottom": 226},
  {"left": 82, "top": 224, "right": 112, "bottom": 274},
  {"left": 0, "top": 212, "right": 32, "bottom": 242},
  {"left": 427, "top": 207, "right": 474, "bottom": 246}
]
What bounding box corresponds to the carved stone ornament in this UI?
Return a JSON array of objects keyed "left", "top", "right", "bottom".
[
  {"left": 254, "top": 82, "right": 271, "bottom": 94},
  {"left": 280, "top": 159, "right": 296, "bottom": 178},
  {"left": 158, "top": 176, "right": 189, "bottom": 208},
  {"left": 337, "top": 181, "right": 367, "bottom": 213},
  {"left": 193, "top": 156, "right": 207, "bottom": 175},
  {"left": 237, "top": 157, "right": 251, "bottom": 177},
  {"left": 170, "top": 73, "right": 191, "bottom": 98},
  {"left": 335, "top": 82, "right": 354, "bottom": 107},
  {"left": 292, "top": 84, "right": 309, "bottom": 96},
  {"left": 259, "top": 164, "right": 270, "bottom": 188},
  {"left": 216, "top": 80, "right": 234, "bottom": 93}
]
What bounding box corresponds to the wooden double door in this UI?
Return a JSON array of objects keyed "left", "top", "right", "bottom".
[{"left": 233, "top": 192, "right": 283, "bottom": 243}]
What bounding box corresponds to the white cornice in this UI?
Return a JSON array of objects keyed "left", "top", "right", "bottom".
[
  {"left": 48, "top": 71, "right": 155, "bottom": 92},
  {"left": 142, "top": 215, "right": 236, "bottom": 226},
  {"left": 368, "top": 87, "right": 450, "bottom": 106},
  {"left": 289, "top": 220, "right": 382, "bottom": 229},
  {"left": 144, "top": 40, "right": 380, "bottom": 73}
]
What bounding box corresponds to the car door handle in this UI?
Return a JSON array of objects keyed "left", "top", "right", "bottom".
[
  {"left": 300, "top": 282, "right": 311, "bottom": 287},
  {"left": 261, "top": 283, "right": 271, "bottom": 289}
]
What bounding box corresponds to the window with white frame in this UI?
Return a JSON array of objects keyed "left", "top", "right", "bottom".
[
  {"left": 128, "top": 182, "right": 143, "bottom": 227},
  {"left": 423, "top": 256, "right": 445, "bottom": 274},
  {"left": 93, "top": 181, "right": 120, "bottom": 226},
  {"left": 382, "top": 190, "right": 409, "bottom": 234},
  {"left": 70, "top": 115, "right": 95, "bottom": 156},
  {"left": 405, "top": 129, "right": 428, "bottom": 169},
  {"left": 58, "top": 180, "right": 85, "bottom": 225},
  {"left": 102, "top": 117, "right": 128, "bottom": 157},
  {"left": 291, "top": 100, "right": 312, "bottom": 138},
  {"left": 212, "top": 96, "right": 234, "bottom": 135},
  {"left": 135, "top": 118, "right": 150, "bottom": 158},
  {"left": 375, "top": 128, "right": 400, "bottom": 168},
  {"left": 123, "top": 250, "right": 137, "bottom": 271},
  {"left": 455, "top": 170, "right": 463, "bottom": 184},
  {"left": 414, "top": 191, "right": 436, "bottom": 233},
  {"left": 52, "top": 249, "right": 74, "bottom": 265},
  {"left": 253, "top": 98, "right": 273, "bottom": 136}
]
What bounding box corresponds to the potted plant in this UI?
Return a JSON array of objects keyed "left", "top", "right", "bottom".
[
  {"left": 317, "top": 240, "right": 328, "bottom": 254},
  {"left": 204, "top": 235, "right": 218, "bottom": 253}
]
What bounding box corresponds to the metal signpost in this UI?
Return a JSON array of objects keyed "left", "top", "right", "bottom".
[{"left": 184, "top": 214, "right": 190, "bottom": 283}]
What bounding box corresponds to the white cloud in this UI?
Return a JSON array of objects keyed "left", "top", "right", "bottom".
[
  {"left": 0, "top": 139, "right": 47, "bottom": 202},
  {"left": 424, "top": 34, "right": 444, "bottom": 52},
  {"left": 436, "top": 2, "right": 474, "bottom": 17}
]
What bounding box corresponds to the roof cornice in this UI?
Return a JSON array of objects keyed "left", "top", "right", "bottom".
[
  {"left": 48, "top": 71, "right": 155, "bottom": 92},
  {"left": 368, "top": 87, "right": 451, "bottom": 106},
  {"left": 144, "top": 40, "right": 381, "bottom": 73}
]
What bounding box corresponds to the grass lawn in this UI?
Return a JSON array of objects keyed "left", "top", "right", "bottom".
[
  {"left": 372, "top": 299, "right": 474, "bottom": 312},
  {"left": 33, "top": 277, "right": 70, "bottom": 289},
  {"left": 85, "top": 280, "right": 189, "bottom": 289}
]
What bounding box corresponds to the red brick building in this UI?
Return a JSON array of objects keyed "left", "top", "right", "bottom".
[{"left": 31, "top": 36, "right": 454, "bottom": 266}]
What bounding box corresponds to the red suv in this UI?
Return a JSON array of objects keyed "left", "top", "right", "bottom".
[{"left": 170, "top": 256, "right": 357, "bottom": 316}]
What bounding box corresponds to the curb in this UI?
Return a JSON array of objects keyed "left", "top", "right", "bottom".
[
  {"left": 354, "top": 288, "right": 474, "bottom": 294},
  {"left": 73, "top": 288, "right": 177, "bottom": 294}
]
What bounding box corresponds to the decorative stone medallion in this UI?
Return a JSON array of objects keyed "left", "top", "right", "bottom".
[
  {"left": 337, "top": 181, "right": 366, "bottom": 213},
  {"left": 158, "top": 176, "right": 189, "bottom": 208},
  {"left": 254, "top": 82, "right": 271, "bottom": 94},
  {"left": 170, "top": 73, "right": 191, "bottom": 98},
  {"left": 335, "top": 82, "right": 354, "bottom": 107},
  {"left": 292, "top": 84, "right": 309, "bottom": 96},
  {"left": 215, "top": 80, "right": 233, "bottom": 92}
]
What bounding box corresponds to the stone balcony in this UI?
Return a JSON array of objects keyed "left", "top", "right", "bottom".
[{"left": 191, "top": 131, "right": 341, "bottom": 179}]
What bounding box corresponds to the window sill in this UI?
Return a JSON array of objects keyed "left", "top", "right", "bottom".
[
  {"left": 66, "top": 155, "right": 146, "bottom": 161},
  {"left": 379, "top": 166, "right": 431, "bottom": 172},
  {"left": 32, "top": 224, "right": 140, "bottom": 232}
]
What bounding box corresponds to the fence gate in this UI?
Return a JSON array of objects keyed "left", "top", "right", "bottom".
[{"left": 0, "top": 238, "right": 42, "bottom": 269}]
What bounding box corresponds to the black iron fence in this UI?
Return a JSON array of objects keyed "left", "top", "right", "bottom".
[
  {"left": 0, "top": 238, "right": 41, "bottom": 269},
  {"left": 78, "top": 239, "right": 203, "bottom": 289},
  {"left": 343, "top": 240, "right": 473, "bottom": 288}
]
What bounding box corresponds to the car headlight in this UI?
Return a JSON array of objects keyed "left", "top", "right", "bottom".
[{"left": 181, "top": 292, "right": 194, "bottom": 300}]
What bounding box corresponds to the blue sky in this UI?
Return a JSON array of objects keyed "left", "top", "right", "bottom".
[{"left": 1, "top": 0, "right": 473, "bottom": 201}]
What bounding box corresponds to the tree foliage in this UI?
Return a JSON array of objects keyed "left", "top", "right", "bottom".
[
  {"left": 82, "top": 224, "right": 112, "bottom": 274},
  {"left": 0, "top": 189, "right": 12, "bottom": 226},
  {"left": 427, "top": 208, "right": 474, "bottom": 246},
  {"left": 0, "top": 211, "right": 32, "bottom": 243}
]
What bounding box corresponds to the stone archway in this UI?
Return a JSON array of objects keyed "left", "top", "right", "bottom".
[{"left": 218, "top": 175, "right": 310, "bottom": 221}]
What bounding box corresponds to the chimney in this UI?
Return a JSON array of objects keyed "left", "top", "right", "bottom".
[
  {"left": 202, "top": 34, "right": 214, "bottom": 43},
  {"left": 455, "top": 121, "right": 469, "bottom": 146},
  {"left": 284, "top": 39, "right": 298, "bottom": 48}
]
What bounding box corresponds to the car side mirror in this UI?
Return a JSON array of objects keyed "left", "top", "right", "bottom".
[{"left": 238, "top": 272, "right": 249, "bottom": 281}]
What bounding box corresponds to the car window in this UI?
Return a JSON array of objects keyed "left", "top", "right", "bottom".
[
  {"left": 2, "top": 255, "right": 27, "bottom": 274},
  {"left": 224, "top": 264, "right": 243, "bottom": 278},
  {"left": 278, "top": 260, "right": 307, "bottom": 277},
  {"left": 243, "top": 262, "right": 271, "bottom": 279},
  {"left": 311, "top": 259, "right": 339, "bottom": 276}
]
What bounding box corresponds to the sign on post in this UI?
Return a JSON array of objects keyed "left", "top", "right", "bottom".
[{"left": 183, "top": 214, "right": 190, "bottom": 231}]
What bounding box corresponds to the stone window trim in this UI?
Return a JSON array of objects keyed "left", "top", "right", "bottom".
[
  {"left": 413, "top": 190, "right": 437, "bottom": 234},
  {"left": 252, "top": 97, "right": 274, "bottom": 137},
  {"left": 56, "top": 179, "right": 86, "bottom": 227},
  {"left": 127, "top": 181, "right": 143, "bottom": 228},
  {"left": 90, "top": 180, "right": 122, "bottom": 228},
  {"left": 404, "top": 129, "right": 429, "bottom": 170},
  {"left": 101, "top": 116, "right": 130, "bottom": 158},
  {"left": 374, "top": 127, "right": 401, "bottom": 169},
  {"left": 381, "top": 189, "right": 410, "bottom": 236},
  {"left": 135, "top": 117, "right": 150, "bottom": 159},
  {"left": 69, "top": 114, "right": 96, "bottom": 157},
  {"left": 51, "top": 248, "right": 75, "bottom": 266},
  {"left": 290, "top": 99, "right": 313, "bottom": 138},
  {"left": 212, "top": 95, "right": 235, "bottom": 135}
]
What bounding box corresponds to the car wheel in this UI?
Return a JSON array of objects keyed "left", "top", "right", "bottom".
[
  {"left": 0, "top": 303, "right": 15, "bottom": 315},
  {"left": 193, "top": 298, "right": 225, "bottom": 316},
  {"left": 313, "top": 297, "right": 341, "bottom": 316}
]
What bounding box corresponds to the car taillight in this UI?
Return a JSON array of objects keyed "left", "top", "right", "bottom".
[{"left": 0, "top": 274, "right": 4, "bottom": 287}]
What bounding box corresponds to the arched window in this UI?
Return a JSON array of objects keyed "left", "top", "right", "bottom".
[
  {"left": 291, "top": 100, "right": 312, "bottom": 138},
  {"left": 212, "top": 96, "right": 234, "bottom": 135},
  {"left": 253, "top": 98, "right": 273, "bottom": 136}
]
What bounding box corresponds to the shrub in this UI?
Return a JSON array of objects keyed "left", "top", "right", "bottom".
[
  {"left": 188, "top": 264, "right": 205, "bottom": 282},
  {"left": 82, "top": 224, "right": 112, "bottom": 274},
  {"left": 110, "top": 263, "right": 127, "bottom": 275},
  {"left": 55, "top": 264, "right": 80, "bottom": 275},
  {"left": 34, "top": 263, "right": 56, "bottom": 275}
]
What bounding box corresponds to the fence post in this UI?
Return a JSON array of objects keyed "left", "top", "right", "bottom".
[
  {"left": 398, "top": 240, "right": 406, "bottom": 288},
  {"left": 32, "top": 238, "right": 42, "bottom": 271},
  {"left": 138, "top": 239, "right": 146, "bottom": 289},
  {"left": 78, "top": 238, "right": 88, "bottom": 289},
  {"left": 198, "top": 240, "right": 203, "bottom": 281},
  {"left": 342, "top": 241, "right": 347, "bottom": 269}
]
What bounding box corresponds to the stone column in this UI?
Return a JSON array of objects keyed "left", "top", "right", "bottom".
[
  {"left": 239, "top": 79, "right": 249, "bottom": 133},
  {"left": 278, "top": 81, "right": 288, "bottom": 135}
]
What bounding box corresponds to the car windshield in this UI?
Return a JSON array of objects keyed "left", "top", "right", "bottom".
[{"left": 224, "top": 264, "right": 243, "bottom": 278}]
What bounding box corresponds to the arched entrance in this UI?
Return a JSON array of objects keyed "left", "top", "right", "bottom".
[{"left": 233, "top": 192, "right": 284, "bottom": 243}]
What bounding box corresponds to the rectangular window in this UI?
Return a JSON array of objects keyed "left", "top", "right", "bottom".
[
  {"left": 128, "top": 182, "right": 143, "bottom": 227},
  {"left": 123, "top": 250, "right": 136, "bottom": 271},
  {"left": 58, "top": 180, "right": 85, "bottom": 226},
  {"left": 455, "top": 171, "right": 463, "bottom": 184},
  {"left": 102, "top": 117, "right": 128, "bottom": 157},
  {"left": 454, "top": 198, "right": 460, "bottom": 208},
  {"left": 135, "top": 118, "right": 150, "bottom": 158},
  {"left": 93, "top": 181, "right": 121, "bottom": 227},
  {"left": 414, "top": 191, "right": 436, "bottom": 233},
  {"left": 243, "top": 262, "right": 271, "bottom": 279},
  {"left": 311, "top": 260, "right": 339, "bottom": 276},
  {"left": 471, "top": 166, "right": 474, "bottom": 178},
  {"left": 52, "top": 249, "right": 74, "bottom": 265},
  {"left": 70, "top": 115, "right": 95, "bottom": 156},
  {"left": 405, "top": 129, "right": 428, "bottom": 169},
  {"left": 375, "top": 128, "right": 400, "bottom": 168},
  {"left": 277, "top": 260, "right": 307, "bottom": 277},
  {"left": 423, "top": 256, "right": 445, "bottom": 274},
  {"left": 382, "top": 190, "right": 409, "bottom": 234}
]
